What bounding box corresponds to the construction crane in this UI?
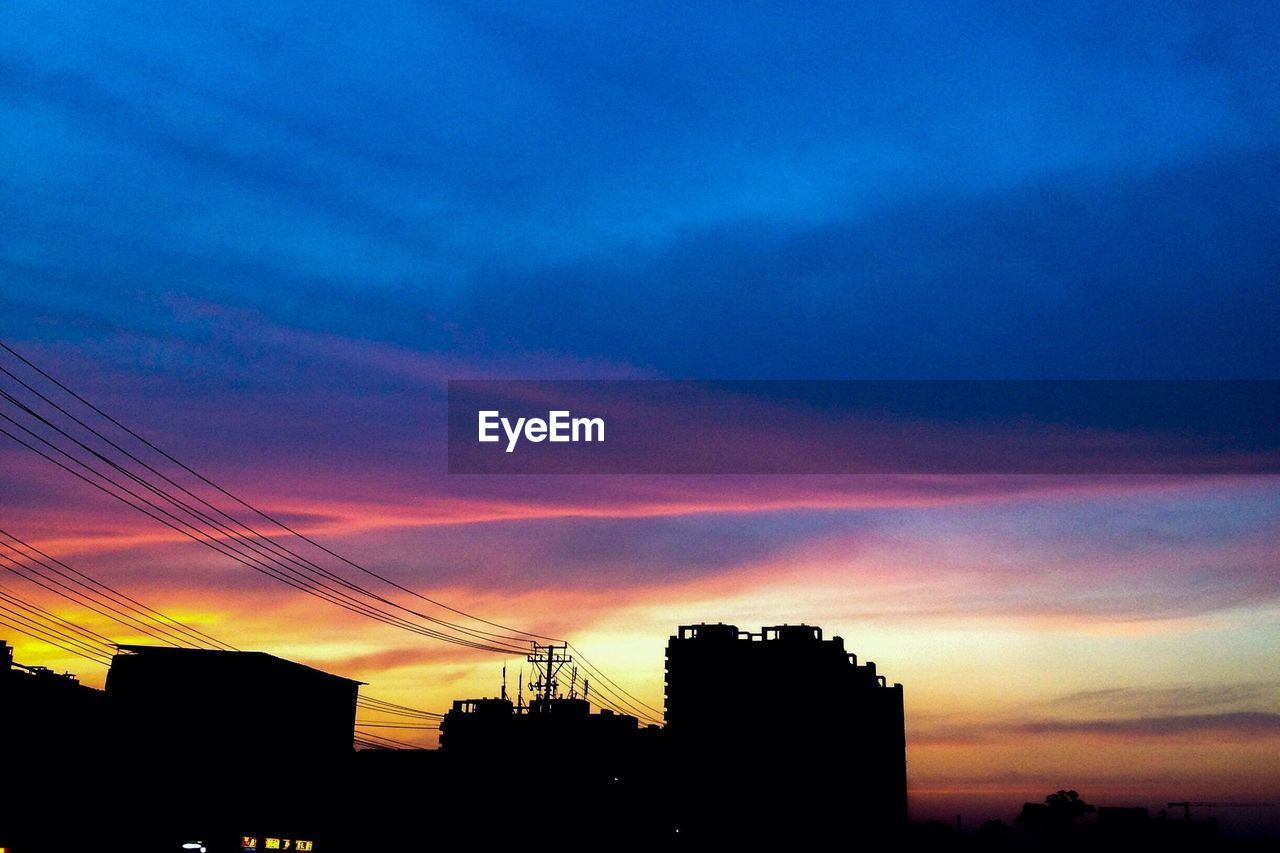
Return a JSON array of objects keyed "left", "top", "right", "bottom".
[{"left": 1167, "top": 802, "right": 1275, "bottom": 821}]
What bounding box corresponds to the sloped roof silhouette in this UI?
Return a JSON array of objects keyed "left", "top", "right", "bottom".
[{"left": 113, "top": 644, "right": 364, "bottom": 685}]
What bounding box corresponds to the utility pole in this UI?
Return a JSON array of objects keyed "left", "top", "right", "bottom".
[{"left": 527, "top": 642, "right": 571, "bottom": 707}]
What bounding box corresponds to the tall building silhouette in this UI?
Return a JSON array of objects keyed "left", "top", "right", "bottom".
[{"left": 664, "top": 623, "right": 907, "bottom": 838}]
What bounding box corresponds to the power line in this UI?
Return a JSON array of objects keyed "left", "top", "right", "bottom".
[
  {"left": 0, "top": 528, "right": 445, "bottom": 723},
  {"left": 353, "top": 730, "right": 425, "bottom": 750},
  {"left": 0, "top": 599, "right": 114, "bottom": 665},
  {"left": 0, "top": 366, "right": 532, "bottom": 648},
  {"left": 0, "top": 580, "right": 117, "bottom": 649},
  {"left": 0, "top": 544, "right": 195, "bottom": 649},
  {"left": 0, "top": 378, "right": 527, "bottom": 653},
  {"left": 0, "top": 339, "right": 661, "bottom": 721},
  {"left": 357, "top": 697, "right": 443, "bottom": 719},
  {"left": 0, "top": 341, "right": 554, "bottom": 643},
  {"left": 0, "top": 526, "right": 234, "bottom": 650},
  {"left": 0, "top": 414, "right": 525, "bottom": 653},
  {"left": 0, "top": 617, "right": 111, "bottom": 664},
  {"left": 0, "top": 604, "right": 113, "bottom": 662},
  {"left": 569, "top": 644, "right": 664, "bottom": 720},
  {"left": 353, "top": 735, "right": 400, "bottom": 750}
]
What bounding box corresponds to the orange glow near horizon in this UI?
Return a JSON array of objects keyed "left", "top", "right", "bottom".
[{"left": 2, "top": 432, "right": 1278, "bottom": 823}]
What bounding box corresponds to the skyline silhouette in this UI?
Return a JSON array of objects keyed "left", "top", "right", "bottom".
[{"left": 4, "top": 625, "right": 1275, "bottom": 850}]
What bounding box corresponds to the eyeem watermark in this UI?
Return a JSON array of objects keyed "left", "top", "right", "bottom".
[
  {"left": 449, "top": 380, "right": 1280, "bottom": 473},
  {"left": 478, "top": 410, "right": 605, "bottom": 452}
]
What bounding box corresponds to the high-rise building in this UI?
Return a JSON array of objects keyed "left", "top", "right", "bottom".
[{"left": 664, "top": 623, "right": 907, "bottom": 837}]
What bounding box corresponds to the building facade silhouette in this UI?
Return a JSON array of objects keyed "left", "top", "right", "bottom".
[
  {"left": 106, "top": 644, "right": 362, "bottom": 761},
  {"left": 1, "top": 639, "right": 104, "bottom": 748},
  {"left": 664, "top": 623, "right": 907, "bottom": 838},
  {"left": 3, "top": 625, "right": 909, "bottom": 847}
]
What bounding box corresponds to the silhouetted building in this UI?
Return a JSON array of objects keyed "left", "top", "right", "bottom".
[
  {"left": 4, "top": 627, "right": 920, "bottom": 848},
  {"left": 106, "top": 644, "right": 362, "bottom": 761},
  {"left": 438, "top": 640, "right": 662, "bottom": 796},
  {"left": 0, "top": 639, "right": 104, "bottom": 749},
  {"left": 415, "top": 641, "right": 676, "bottom": 846},
  {"left": 440, "top": 694, "right": 652, "bottom": 760},
  {"left": 1, "top": 640, "right": 109, "bottom": 851},
  {"left": 664, "top": 623, "right": 907, "bottom": 839}
]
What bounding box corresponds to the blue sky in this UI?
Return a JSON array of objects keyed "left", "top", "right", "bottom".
[{"left": 3, "top": 1, "right": 1278, "bottom": 378}]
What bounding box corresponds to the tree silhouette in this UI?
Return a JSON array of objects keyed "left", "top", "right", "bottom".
[
  {"left": 1045, "top": 789, "right": 1095, "bottom": 818},
  {"left": 1016, "top": 789, "right": 1096, "bottom": 831}
]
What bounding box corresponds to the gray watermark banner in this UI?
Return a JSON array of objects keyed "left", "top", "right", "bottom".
[{"left": 447, "top": 380, "right": 1280, "bottom": 474}]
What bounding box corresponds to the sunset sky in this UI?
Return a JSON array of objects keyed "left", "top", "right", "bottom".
[{"left": 2, "top": 0, "right": 1279, "bottom": 827}]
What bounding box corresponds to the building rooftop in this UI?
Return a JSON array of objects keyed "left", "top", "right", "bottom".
[{"left": 113, "top": 644, "right": 364, "bottom": 686}]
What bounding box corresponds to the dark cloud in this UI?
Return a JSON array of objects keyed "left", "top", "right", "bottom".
[
  {"left": 460, "top": 148, "right": 1280, "bottom": 379},
  {"left": 3, "top": 1, "right": 1278, "bottom": 381},
  {"left": 914, "top": 711, "right": 1280, "bottom": 745},
  {"left": 1017, "top": 712, "right": 1280, "bottom": 738},
  {"left": 1055, "top": 682, "right": 1280, "bottom": 716},
  {"left": 335, "top": 510, "right": 877, "bottom": 591}
]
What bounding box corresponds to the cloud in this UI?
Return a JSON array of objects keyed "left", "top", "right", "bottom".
[
  {"left": 1054, "top": 682, "right": 1280, "bottom": 716},
  {"left": 914, "top": 677, "right": 1280, "bottom": 746},
  {"left": 1018, "top": 712, "right": 1280, "bottom": 738},
  {"left": 914, "top": 712, "right": 1280, "bottom": 745},
  {"left": 458, "top": 147, "right": 1280, "bottom": 379},
  {"left": 3, "top": 2, "right": 1278, "bottom": 381},
  {"left": 307, "top": 646, "right": 444, "bottom": 677}
]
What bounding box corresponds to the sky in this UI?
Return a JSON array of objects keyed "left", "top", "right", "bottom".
[{"left": 2, "top": 0, "right": 1279, "bottom": 829}]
